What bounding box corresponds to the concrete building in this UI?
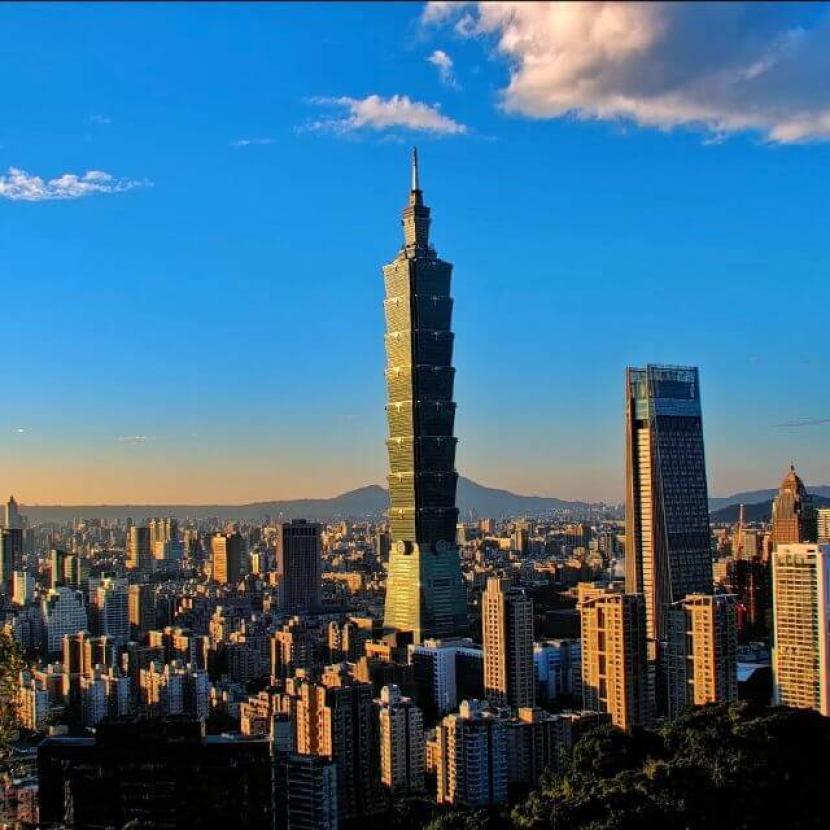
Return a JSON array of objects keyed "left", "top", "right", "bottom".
[
  {"left": 278, "top": 753, "right": 339, "bottom": 830},
  {"left": 434, "top": 699, "right": 508, "bottom": 807},
  {"left": 276, "top": 520, "right": 322, "bottom": 612},
  {"left": 93, "top": 576, "right": 129, "bottom": 647},
  {"left": 772, "top": 544, "right": 830, "bottom": 715},
  {"left": 580, "top": 591, "right": 650, "bottom": 731},
  {"left": 127, "top": 525, "right": 152, "bottom": 571},
  {"left": 408, "top": 638, "right": 483, "bottom": 720},
  {"left": 533, "top": 639, "right": 581, "bottom": 702},
  {"left": 129, "top": 582, "right": 156, "bottom": 637},
  {"left": 666, "top": 593, "right": 738, "bottom": 719},
  {"left": 375, "top": 683, "right": 425, "bottom": 795},
  {"left": 482, "top": 576, "right": 535, "bottom": 710},
  {"left": 818, "top": 507, "right": 830, "bottom": 544},
  {"left": 42, "top": 587, "right": 88, "bottom": 656}
]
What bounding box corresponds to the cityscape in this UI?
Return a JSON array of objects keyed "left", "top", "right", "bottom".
[{"left": 2, "top": 3, "right": 830, "bottom": 830}]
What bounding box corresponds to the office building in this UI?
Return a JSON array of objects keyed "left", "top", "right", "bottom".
[
  {"left": 12, "top": 570, "right": 34, "bottom": 605},
  {"left": 772, "top": 544, "right": 830, "bottom": 715},
  {"left": 375, "top": 683, "right": 425, "bottom": 795},
  {"left": 276, "top": 520, "right": 322, "bottom": 612},
  {"left": 93, "top": 576, "right": 129, "bottom": 647},
  {"left": 625, "top": 365, "right": 713, "bottom": 650},
  {"left": 580, "top": 591, "right": 650, "bottom": 731},
  {"left": 533, "top": 639, "right": 582, "bottom": 702},
  {"left": 0, "top": 526, "right": 23, "bottom": 594},
  {"left": 42, "top": 587, "right": 88, "bottom": 655},
  {"left": 383, "top": 150, "right": 467, "bottom": 642},
  {"left": 4, "top": 494, "right": 21, "bottom": 529},
  {"left": 37, "top": 720, "right": 272, "bottom": 829},
  {"left": 127, "top": 525, "right": 152, "bottom": 571},
  {"left": 129, "top": 582, "right": 156, "bottom": 636},
  {"left": 481, "top": 576, "right": 535, "bottom": 710},
  {"left": 211, "top": 531, "right": 245, "bottom": 584},
  {"left": 408, "top": 637, "right": 483, "bottom": 720},
  {"left": 435, "top": 699, "right": 508, "bottom": 807},
  {"left": 666, "top": 593, "right": 738, "bottom": 719},
  {"left": 771, "top": 466, "right": 817, "bottom": 549}
]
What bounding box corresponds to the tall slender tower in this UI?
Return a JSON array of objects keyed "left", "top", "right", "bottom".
[
  {"left": 382, "top": 149, "right": 466, "bottom": 642},
  {"left": 625, "top": 365, "right": 713, "bottom": 646}
]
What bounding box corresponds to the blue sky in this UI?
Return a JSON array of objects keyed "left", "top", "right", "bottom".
[{"left": 1, "top": 2, "right": 829, "bottom": 504}]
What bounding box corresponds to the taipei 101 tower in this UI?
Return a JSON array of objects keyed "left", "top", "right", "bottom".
[{"left": 382, "top": 149, "right": 467, "bottom": 643}]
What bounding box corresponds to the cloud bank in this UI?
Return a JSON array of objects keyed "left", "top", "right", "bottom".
[
  {"left": 424, "top": 2, "right": 830, "bottom": 142},
  {"left": 0, "top": 168, "right": 148, "bottom": 202},
  {"left": 307, "top": 94, "right": 467, "bottom": 135}
]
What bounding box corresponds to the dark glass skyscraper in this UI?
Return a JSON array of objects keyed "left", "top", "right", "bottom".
[
  {"left": 625, "top": 365, "right": 713, "bottom": 647},
  {"left": 382, "top": 150, "right": 466, "bottom": 642}
]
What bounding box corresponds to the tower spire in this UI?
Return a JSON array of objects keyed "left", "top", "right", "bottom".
[{"left": 411, "top": 146, "right": 420, "bottom": 192}]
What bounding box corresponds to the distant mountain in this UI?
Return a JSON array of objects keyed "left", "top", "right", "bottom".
[
  {"left": 710, "top": 495, "right": 830, "bottom": 524},
  {"left": 19, "top": 477, "right": 617, "bottom": 525},
  {"left": 709, "top": 484, "right": 830, "bottom": 512}
]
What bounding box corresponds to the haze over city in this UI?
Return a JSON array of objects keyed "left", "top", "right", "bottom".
[{"left": 2, "top": 2, "right": 830, "bottom": 504}]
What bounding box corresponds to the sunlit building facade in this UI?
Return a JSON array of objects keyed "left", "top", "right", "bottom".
[{"left": 383, "top": 150, "right": 466, "bottom": 642}]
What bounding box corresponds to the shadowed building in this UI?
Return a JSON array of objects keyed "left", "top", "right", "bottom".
[
  {"left": 383, "top": 149, "right": 466, "bottom": 643},
  {"left": 276, "top": 519, "right": 322, "bottom": 612}
]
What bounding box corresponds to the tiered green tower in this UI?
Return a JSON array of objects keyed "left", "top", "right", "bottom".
[{"left": 382, "top": 149, "right": 467, "bottom": 643}]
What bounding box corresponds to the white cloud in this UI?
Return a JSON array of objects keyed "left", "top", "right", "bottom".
[
  {"left": 0, "top": 168, "right": 149, "bottom": 202},
  {"left": 307, "top": 94, "right": 467, "bottom": 135},
  {"left": 427, "top": 49, "right": 460, "bottom": 88},
  {"left": 118, "top": 435, "right": 154, "bottom": 443},
  {"left": 231, "top": 137, "right": 275, "bottom": 147},
  {"left": 90, "top": 114, "right": 112, "bottom": 125},
  {"left": 423, "top": 2, "right": 830, "bottom": 142}
]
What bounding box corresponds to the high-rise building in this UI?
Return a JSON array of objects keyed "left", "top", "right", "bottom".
[
  {"left": 818, "top": 508, "right": 830, "bottom": 544},
  {"left": 772, "top": 543, "right": 830, "bottom": 715},
  {"left": 12, "top": 570, "right": 34, "bottom": 605},
  {"left": 276, "top": 520, "right": 322, "bottom": 612},
  {"left": 625, "top": 365, "right": 713, "bottom": 649},
  {"left": 127, "top": 526, "right": 152, "bottom": 571},
  {"left": 42, "top": 587, "right": 89, "bottom": 655},
  {"left": 383, "top": 149, "right": 466, "bottom": 643},
  {"left": 93, "top": 577, "right": 129, "bottom": 647},
  {"left": 435, "top": 699, "right": 508, "bottom": 807},
  {"left": 293, "top": 666, "right": 380, "bottom": 820},
  {"left": 211, "top": 532, "right": 245, "bottom": 584},
  {"left": 375, "top": 684, "right": 425, "bottom": 796},
  {"left": 770, "top": 466, "right": 817, "bottom": 549},
  {"left": 0, "top": 527, "right": 23, "bottom": 594},
  {"left": 278, "top": 753, "right": 339, "bottom": 830},
  {"left": 129, "top": 582, "right": 156, "bottom": 637},
  {"left": 580, "top": 591, "right": 650, "bottom": 731},
  {"left": 4, "top": 495, "right": 21, "bottom": 529},
  {"left": 49, "top": 548, "right": 67, "bottom": 589},
  {"left": 666, "top": 593, "right": 738, "bottom": 719},
  {"left": 481, "top": 576, "right": 535, "bottom": 710},
  {"left": 408, "top": 638, "right": 483, "bottom": 720}
]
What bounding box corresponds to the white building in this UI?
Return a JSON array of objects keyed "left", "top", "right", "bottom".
[
  {"left": 42, "top": 587, "right": 88, "bottom": 655},
  {"left": 94, "top": 577, "right": 129, "bottom": 647},
  {"left": 375, "top": 684, "right": 425, "bottom": 795},
  {"left": 772, "top": 544, "right": 830, "bottom": 715},
  {"left": 12, "top": 570, "right": 34, "bottom": 606},
  {"left": 408, "top": 638, "right": 483, "bottom": 715},
  {"left": 533, "top": 639, "right": 582, "bottom": 702}
]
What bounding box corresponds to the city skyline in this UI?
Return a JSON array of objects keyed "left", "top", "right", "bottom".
[{"left": 3, "top": 2, "right": 830, "bottom": 505}]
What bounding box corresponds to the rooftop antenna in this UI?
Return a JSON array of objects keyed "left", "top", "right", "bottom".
[{"left": 411, "top": 146, "right": 420, "bottom": 191}]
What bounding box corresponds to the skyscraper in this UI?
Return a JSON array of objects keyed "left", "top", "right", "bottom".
[
  {"left": 276, "top": 520, "right": 322, "bottom": 612},
  {"left": 481, "top": 576, "right": 535, "bottom": 710},
  {"left": 375, "top": 684, "right": 425, "bottom": 796},
  {"left": 666, "top": 593, "right": 738, "bottom": 719},
  {"left": 625, "top": 365, "right": 713, "bottom": 647},
  {"left": 0, "top": 527, "right": 23, "bottom": 595},
  {"left": 772, "top": 543, "right": 830, "bottom": 715},
  {"left": 127, "top": 526, "right": 152, "bottom": 571},
  {"left": 383, "top": 149, "right": 466, "bottom": 643},
  {"left": 770, "top": 466, "right": 817, "bottom": 550},
  {"left": 211, "top": 531, "right": 245, "bottom": 584},
  {"left": 4, "top": 495, "right": 21, "bottom": 529}
]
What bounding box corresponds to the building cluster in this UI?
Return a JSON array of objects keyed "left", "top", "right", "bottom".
[{"left": 1, "top": 153, "right": 829, "bottom": 829}]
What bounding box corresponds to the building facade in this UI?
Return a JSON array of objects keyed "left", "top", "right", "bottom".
[
  {"left": 772, "top": 544, "right": 830, "bottom": 715},
  {"left": 770, "top": 466, "right": 817, "bottom": 550},
  {"left": 481, "top": 576, "right": 535, "bottom": 710},
  {"left": 276, "top": 519, "right": 322, "bottom": 612},
  {"left": 383, "top": 150, "right": 466, "bottom": 642}
]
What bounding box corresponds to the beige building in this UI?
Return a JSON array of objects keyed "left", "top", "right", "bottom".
[
  {"left": 772, "top": 544, "right": 830, "bottom": 715},
  {"left": 580, "top": 591, "right": 650, "bottom": 731},
  {"left": 818, "top": 507, "right": 830, "bottom": 544},
  {"left": 375, "top": 684, "right": 424, "bottom": 795},
  {"left": 211, "top": 532, "right": 245, "bottom": 585},
  {"left": 126, "top": 526, "right": 152, "bottom": 571},
  {"left": 481, "top": 576, "right": 535, "bottom": 710},
  {"left": 666, "top": 593, "right": 738, "bottom": 719}
]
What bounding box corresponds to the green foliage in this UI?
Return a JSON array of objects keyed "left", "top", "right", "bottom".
[
  {"left": 511, "top": 702, "right": 830, "bottom": 830},
  {"left": 0, "top": 628, "right": 24, "bottom": 761}
]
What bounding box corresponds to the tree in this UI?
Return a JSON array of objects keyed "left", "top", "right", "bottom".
[{"left": 0, "top": 628, "right": 24, "bottom": 762}]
